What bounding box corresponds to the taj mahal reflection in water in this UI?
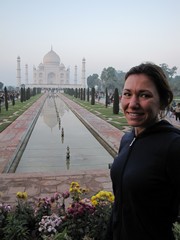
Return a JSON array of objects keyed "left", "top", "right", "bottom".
[{"left": 16, "top": 93, "right": 113, "bottom": 173}]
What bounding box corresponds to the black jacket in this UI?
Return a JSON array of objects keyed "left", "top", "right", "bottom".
[{"left": 108, "top": 120, "right": 180, "bottom": 240}]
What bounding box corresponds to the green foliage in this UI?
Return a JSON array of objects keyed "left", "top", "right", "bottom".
[
  {"left": 87, "top": 88, "right": 89, "bottom": 102},
  {"left": 83, "top": 88, "right": 86, "bottom": 101},
  {"left": 80, "top": 88, "right": 83, "bottom": 100},
  {"left": 12, "top": 94, "right": 15, "bottom": 106},
  {"left": 101, "top": 67, "right": 119, "bottom": 92},
  {"left": 14, "top": 199, "right": 35, "bottom": 229},
  {"left": 105, "top": 88, "right": 108, "bottom": 108},
  {"left": 91, "top": 87, "right": 95, "bottom": 105},
  {"left": 0, "top": 93, "right": 42, "bottom": 133},
  {"left": 87, "top": 74, "right": 100, "bottom": 89},
  {"left": 20, "top": 87, "right": 24, "bottom": 102},
  {"left": 86, "top": 63, "right": 180, "bottom": 96},
  {"left": 173, "top": 222, "right": 180, "bottom": 240},
  {"left": 160, "top": 63, "right": 177, "bottom": 79},
  {"left": 74, "top": 88, "right": 77, "bottom": 98},
  {"left": 4, "top": 87, "right": 8, "bottom": 111},
  {"left": 113, "top": 88, "right": 119, "bottom": 114},
  {"left": 2, "top": 214, "right": 30, "bottom": 240},
  {"left": 45, "top": 228, "right": 71, "bottom": 240},
  {"left": 0, "top": 81, "right": 4, "bottom": 90},
  {"left": 88, "top": 204, "right": 112, "bottom": 240}
]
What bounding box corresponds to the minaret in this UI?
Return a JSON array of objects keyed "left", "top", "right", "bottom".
[
  {"left": 74, "top": 65, "right": 77, "bottom": 84},
  {"left": 66, "top": 67, "right": 70, "bottom": 84},
  {"left": 81, "top": 58, "right": 86, "bottom": 88},
  {"left": 33, "top": 65, "right": 37, "bottom": 84},
  {"left": 16, "top": 56, "right": 21, "bottom": 88},
  {"left": 25, "top": 64, "right": 28, "bottom": 85}
]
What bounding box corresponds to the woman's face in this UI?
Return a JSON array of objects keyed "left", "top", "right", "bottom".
[{"left": 121, "top": 73, "right": 161, "bottom": 135}]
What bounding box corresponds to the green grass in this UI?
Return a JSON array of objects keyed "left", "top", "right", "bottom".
[
  {"left": 63, "top": 94, "right": 129, "bottom": 131},
  {"left": 0, "top": 94, "right": 42, "bottom": 132}
]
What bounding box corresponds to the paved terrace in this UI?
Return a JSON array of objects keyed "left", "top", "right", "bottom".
[{"left": 0, "top": 94, "right": 124, "bottom": 205}]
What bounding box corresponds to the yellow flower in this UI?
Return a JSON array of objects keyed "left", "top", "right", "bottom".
[
  {"left": 16, "top": 191, "right": 28, "bottom": 199},
  {"left": 22, "top": 192, "right": 28, "bottom": 199},
  {"left": 91, "top": 196, "right": 96, "bottom": 201},
  {"left": 70, "top": 182, "right": 80, "bottom": 188},
  {"left": 16, "top": 192, "right": 23, "bottom": 198},
  {"left": 91, "top": 199, "right": 98, "bottom": 206},
  {"left": 69, "top": 187, "right": 73, "bottom": 192},
  {"left": 91, "top": 191, "right": 114, "bottom": 205}
]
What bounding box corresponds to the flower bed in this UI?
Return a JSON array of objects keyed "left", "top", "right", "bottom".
[{"left": 0, "top": 182, "right": 114, "bottom": 240}]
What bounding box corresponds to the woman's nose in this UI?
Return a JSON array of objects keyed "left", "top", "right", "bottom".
[{"left": 129, "top": 95, "right": 140, "bottom": 108}]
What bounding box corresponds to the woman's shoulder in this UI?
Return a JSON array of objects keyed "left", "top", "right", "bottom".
[{"left": 153, "top": 120, "right": 180, "bottom": 136}]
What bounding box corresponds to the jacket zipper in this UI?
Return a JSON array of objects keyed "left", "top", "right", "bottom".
[
  {"left": 119, "top": 136, "right": 136, "bottom": 237},
  {"left": 129, "top": 137, "right": 136, "bottom": 146}
]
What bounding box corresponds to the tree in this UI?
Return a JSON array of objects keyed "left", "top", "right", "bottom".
[
  {"left": 20, "top": 87, "right": 24, "bottom": 102},
  {"left": 87, "top": 74, "right": 100, "bottom": 89},
  {"left": 171, "top": 75, "right": 180, "bottom": 96},
  {"left": 87, "top": 88, "right": 89, "bottom": 102},
  {"left": 117, "top": 70, "right": 126, "bottom": 93},
  {"left": 80, "top": 88, "right": 83, "bottom": 100},
  {"left": 83, "top": 88, "right": 86, "bottom": 101},
  {"left": 0, "top": 82, "right": 4, "bottom": 90},
  {"left": 113, "top": 88, "right": 119, "bottom": 114},
  {"left": 75, "top": 88, "right": 78, "bottom": 98},
  {"left": 4, "top": 87, "right": 8, "bottom": 111},
  {"left": 91, "top": 87, "right": 95, "bottom": 105},
  {"left": 12, "top": 94, "right": 15, "bottom": 106},
  {"left": 159, "top": 63, "right": 177, "bottom": 80},
  {"left": 101, "top": 67, "right": 119, "bottom": 93},
  {"left": 105, "top": 88, "right": 108, "bottom": 108}
]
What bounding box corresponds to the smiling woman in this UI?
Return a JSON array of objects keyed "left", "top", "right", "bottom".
[
  {"left": 121, "top": 73, "right": 161, "bottom": 135},
  {"left": 106, "top": 62, "right": 180, "bottom": 240}
]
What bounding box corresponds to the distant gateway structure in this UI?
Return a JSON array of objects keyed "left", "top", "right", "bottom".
[{"left": 17, "top": 48, "right": 86, "bottom": 89}]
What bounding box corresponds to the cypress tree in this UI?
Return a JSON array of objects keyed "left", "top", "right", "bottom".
[
  {"left": 12, "top": 94, "right": 15, "bottom": 106},
  {"left": 91, "top": 87, "right": 95, "bottom": 105},
  {"left": 113, "top": 88, "right": 119, "bottom": 114},
  {"left": 23, "top": 88, "right": 26, "bottom": 101},
  {"left": 83, "top": 88, "right": 86, "bottom": 101},
  {"left": 4, "top": 87, "right": 8, "bottom": 111},
  {"left": 87, "top": 88, "right": 89, "bottom": 102},
  {"left": 75, "top": 88, "right": 78, "bottom": 98},
  {"left": 105, "top": 88, "right": 108, "bottom": 108},
  {"left": 80, "top": 88, "right": 83, "bottom": 100},
  {"left": 20, "top": 87, "right": 23, "bottom": 102}
]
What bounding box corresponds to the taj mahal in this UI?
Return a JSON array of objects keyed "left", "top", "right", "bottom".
[{"left": 16, "top": 47, "right": 86, "bottom": 89}]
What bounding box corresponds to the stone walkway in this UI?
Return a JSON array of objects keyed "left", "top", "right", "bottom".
[{"left": 0, "top": 94, "right": 124, "bottom": 205}]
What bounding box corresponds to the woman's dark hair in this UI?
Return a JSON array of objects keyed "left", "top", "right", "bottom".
[{"left": 125, "top": 62, "right": 173, "bottom": 110}]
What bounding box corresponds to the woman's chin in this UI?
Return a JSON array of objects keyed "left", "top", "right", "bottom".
[{"left": 127, "top": 119, "right": 143, "bottom": 127}]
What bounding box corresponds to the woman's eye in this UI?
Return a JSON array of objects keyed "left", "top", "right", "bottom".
[
  {"left": 140, "top": 93, "right": 150, "bottom": 98},
  {"left": 123, "top": 92, "right": 131, "bottom": 97}
]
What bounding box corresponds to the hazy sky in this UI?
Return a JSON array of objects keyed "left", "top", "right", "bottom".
[{"left": 1, "top": 0, "right": 180, "bottom": 86}]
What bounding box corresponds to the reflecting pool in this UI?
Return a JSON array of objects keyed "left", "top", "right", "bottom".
[{"left": 16, "top": 95, "right": 113, "bottom": 172}]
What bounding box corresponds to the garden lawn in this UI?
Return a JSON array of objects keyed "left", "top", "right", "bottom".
[{"left": 0, "top": 94, "right": 42, "bottom": 133}]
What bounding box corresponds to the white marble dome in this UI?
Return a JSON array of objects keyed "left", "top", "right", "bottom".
[{"left": 43, "top": 49, "right": 60, "bottom": 65}]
